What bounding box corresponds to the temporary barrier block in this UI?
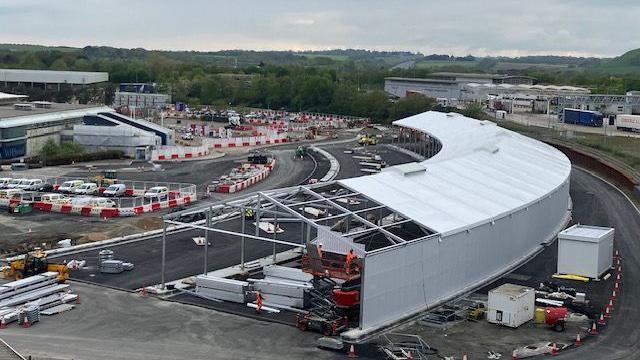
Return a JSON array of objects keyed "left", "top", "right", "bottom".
[
  {"left": 133, "top": 206, "right": 144, "bottom": 215},
  {"left": 60, "top": 204, "right": 72, "bottom": 214},
  {"left": 168, "top": 199, "right": 178, "bottom": 207},
  {"left": 100, "top": 208, "right": 119, "bottom": 218},
  {"left": 171, "top": 154, "right": 179, "bottom": 159},
  {"left": 228, "top": 143, "right": 236, "bottom": 147},
  {"left": 185, "top": 153, "right": 193, "bottom": 158},
  {"left": 242, "top": 142, "right": 250, "bottom": 146},
  {"left": 151, "top": 202, "right": 161, "bottom": 211},
  {"left": 124, "top": 188, "right": 134, "bottom": 196},
  {"left": 158, "top": 155, "right": 166, "bottom": 160},
  {"left": 80, "top": 207, "right": 92, "bottom": 216},
  {"left": 214, "top": 144, "right": 222, "bottom": 148}
]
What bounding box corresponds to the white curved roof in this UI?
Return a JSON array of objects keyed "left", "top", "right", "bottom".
[{"left": 339, "top": 111, "right": 571, "bottom": 235}]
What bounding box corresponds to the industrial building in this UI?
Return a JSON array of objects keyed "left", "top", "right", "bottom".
[
  {"left": 165, "top": 110, "right": 572, "bottom": 341},
  {"left": 428, "top": 72, "right": 535, "bottom": 85},
  {"left": 0, "top": 94, "right": 173, "bottom": 159},
  {"left": 112, "top": 82, "right": 171, "bottom": 109},
  {"left": 0, "top": 69, "right": 108, "bottom": 90}
]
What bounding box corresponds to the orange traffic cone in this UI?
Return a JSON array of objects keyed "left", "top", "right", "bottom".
[
  {"left": 347, "top": 344, "right": 358, "bottom": 358},
  {"left": 598, "top": 313, "right": 606, "bottom": 326},
  {"left": 614, "top": 250, "right": 620, "bottom": 259},
  {"left": 75, "top": 294, "right": 81, "bottom": 304},
  {"left": 575, "top": 333, "right": 582, "bottom": 347},
  {"left": 590, "top": 322, "right": 599, "bottom": 335},
  {"left": 607, "top": 299, "right": 614, "bottom": 311},
  {"left": 140, "top": 287, "right": 148, "bottom": 298},
  {"left": 610, "top": 289, "right": 617, "bottom": 301},
  {"left": 512, "top": 350, "right": 518, "bottom": 360},
  {"left": 604, "top": 306, "right": 611, "bottom": 318},
  {"left": 551, "top": 343, "right": 558, "bottom": 356},
  {"left": 22, "top": 317, "right": 30, "bottom": 328},
  {"left": 0, "top": 317, "right": 6, "bottom": 329},
  {"left": 616, "top": 273, "right": 621, "bottom": 282},
  {"left": 615, "top": 281, "right": 620, "bottom": 292}
]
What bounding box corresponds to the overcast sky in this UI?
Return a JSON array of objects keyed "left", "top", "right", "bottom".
[{"left": 1, "top": 0, "right": 638, "bottom": 58}]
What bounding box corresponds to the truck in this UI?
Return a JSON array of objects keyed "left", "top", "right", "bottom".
[
  {"left": 615, "top": 114, "right": 640, "bottom": 132},
  {"left": 561, "top": 108, "right": 603, "bottom": 127}
]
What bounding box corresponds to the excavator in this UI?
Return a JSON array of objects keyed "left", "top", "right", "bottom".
[
  {"left": 358, "top": 134, "right": 378, "bottom": 146},
  {"left": 92, "top": 169, "right": 118, "bottom": 187},
  {"left": 3, "top": 248, "right": 69, "bottom": 282}
]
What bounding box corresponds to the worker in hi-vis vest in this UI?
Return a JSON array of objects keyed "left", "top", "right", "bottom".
[
  {"left": 345, "top": 249, "right": 356, "bottom": 274},
  {"left": 255, "top": 291, "right": 263, "bottom": 313}
]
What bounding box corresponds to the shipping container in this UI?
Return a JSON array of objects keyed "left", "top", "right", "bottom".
[
  {"left": 487, "top": 284, "right": 535, "bottom": 328},
  {"left": 561, "top": 108, "right": 603, "bottom": 127},
  {"left": 557, "top": 224, "right": 614, "bottom": 279},
  {"left": 615, "top": 114, "right": 640, "bottom": 132}
]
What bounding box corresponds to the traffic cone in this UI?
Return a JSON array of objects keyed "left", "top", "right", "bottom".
[
  {"left": 22, "top": 317, "right": 30, "bottom": 328},
  {"left": 140, "top": 287, "right": 148, "bottom": 298},
  {"left": 0, "top": 317, "right": 6, "bottom": 329},
  {"left": 590, "top": 322, "right": 599, "bottom": 335},
  {"left": 575, "top": 333, "right": 582, "bottom": 347},
  {"left": 616, "top": 258, "right": 621, "bottom": 266},
  {"left": 406, "top": 351, "right": 413, "bottom": 360},
  {"left": 614, "top": 250, "right": 620, "bottom": 259},
  {"left": 604, "top": 306, "right": 611, "bottom": 318},
  {"left": 551, "top": 343, "right": 558, "bottom": 355},
  {"left": 598, "top": 313, "right": 606, "bottom": 326},
  {"left": 75, "top": 294, "right": 81, "bottom": 304},
  {"left": 616, "top": 273, "right": 622, "bottom": 282},
  {"left": 347, "top": 344, "right": 358, "bottom": 358},
  {"left": 610, "top": 289, "right": 617, "bottom": 301},
  {"left": 512, "top": 349, "right": 518, "bottom": 360},
  {"left": 617, "top": 266, "right": 622, "bottom": 274},
  {"left": 615, "top": 281, "right": 620, "bottom": 292},
  {"left": 462, "top": 354, "right": 468, "bottom": 360},
  {"left": 607, "top": 299, "right": 614, "bottom": 311}
]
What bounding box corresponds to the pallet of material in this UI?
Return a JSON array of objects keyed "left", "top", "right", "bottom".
[
  {"left": 0, "top": 272, "right": 58, "bottom": 300},
  {"left": 0, "top": 284, "right": 70, "bottom": 308},
  {"left": 262, "top": 265, "right": 313, "bottom": 283},
  {"left": 195, "top": 275, "right": 251, "bottom": 293},
  {"left": 250, "top": 278, "right": 311, "bottom": 299},
  {"left": 196, "top": 287, "right": 248, "bottom": 303},
  {"left": 262, "top": 293, "right": 304, "bottom": 308},
  {"left": 41, "top": 304, "right": 75, "bottom": 316}
]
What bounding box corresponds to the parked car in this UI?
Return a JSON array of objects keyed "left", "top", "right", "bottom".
[
  {"left": 75, "top": 182, "right": 99, "bottom": 195},
  {"left": 36, "top": 183, "right": 54, "bottom": 192},
  {"left": 7, "top": 178, "right": 27, "bottom": 189},
  {"left": 144, "top": 186, "right": 169, "bottom": 200},
  {"left": 40, "top": 193, "right": 69, "bottom": 204},
  {"left": 17, "top": 179, "right": 44, "bottom": 191},
  {"left": 0, "top": 178, "right": 12, "bottom": 189},
  {"left": 103, "top": 184, "right": 127, "bottom": 197},
  {"left": 88, "top": 197, "right": 116, "bottom": 208},
  {"left": 58, "top": 180, "right": 84, "bottom": 194}
]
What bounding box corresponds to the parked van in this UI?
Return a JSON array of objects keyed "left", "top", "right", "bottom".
[
  {"left": 0, "top": 178, "right": 12, "bottom": 189},
  {"left": 103, "top": 184, "right": 127, "bottom": 197},
  {"left": 144, "top": 186, "right": 169, "bottom": 200},
  {"left": 88, "top": 197, "right": 116, "bottom": 208},
  {"left": 58, "top": 180, "right": 84, "bottom": 194},
  {"left": 7, "top": 178, "right": 28, "bottom": 189},
  {"left": 17, "top": 179, "right": 44, "bottom": 191},
  {"left": 75, "top": 182, "right": 99, "bottom": 195},
  {"left": 0, "top": 189, "right": 23, "bottom": 199},
  {"left": 40, "top": 193, "right": 69, "bottom": 204}
]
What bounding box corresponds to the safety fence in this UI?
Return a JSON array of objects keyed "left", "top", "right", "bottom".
[
  {"left": 215, "top": 159, "right": 276, "bottom": 194},
  {"left": 203, "top": 135, "right": 288, "bottom": 149},
  {"left": 0, "top": 175, "right": 197, "bottom": 218},
  {"left": 152, "top": 145, "right": 210, "bottom": 161}
]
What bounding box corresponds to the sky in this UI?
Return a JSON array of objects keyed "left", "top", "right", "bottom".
[{"left": 1, "top": 0, "right": 639, "bottom": 58}]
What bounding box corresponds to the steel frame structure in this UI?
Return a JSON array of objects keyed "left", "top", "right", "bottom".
[{"left": 160, "top": 182, "right": 433, "bottom": 290}]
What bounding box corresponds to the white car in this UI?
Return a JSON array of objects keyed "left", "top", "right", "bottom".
[
  {"left": 75, "top": 182, "right": 99, "bottom": 195},
  {"left": 88, "top": 197, "right": 116, "bottom": 208},
  {"left": 17, "top": 179, "right": 44, "bottom": 191},
  {"left": 0, "top": 188, "right": 23, "bottom": 199},
  {"left": 103, "top": 184, "right": 127, "bottom": 197},
  {"left": 58, "top": 180, "right": 84, "bottom": 194},
  {"left": 0, "top": 178, "right": 12, "bottom": 189},
  {"left": 144, "top": 186, "right": 169, "bottom": 200},
  {"left": 7, "top": 178, "right": 27, "bottom": 189}
]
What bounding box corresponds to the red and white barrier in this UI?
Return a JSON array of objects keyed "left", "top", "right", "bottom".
[
  {"left": 206, "top": 135, "right": 288, "bottom": 149},
  {"left": 153, "top": 145, "right": 210, "bottom": 161},
  {"left": 216, "top": 160, "right": 275, "bottom": 194}
]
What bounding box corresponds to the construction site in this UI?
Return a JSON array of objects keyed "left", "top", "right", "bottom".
[{"left": 0, "top": 104, "right": 636, "bottom": 360}]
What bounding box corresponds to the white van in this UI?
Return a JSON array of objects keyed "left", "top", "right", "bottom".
[
  {"left": 75, "top": 182, "right": 99, "bottom": 195},
  {"left": 0, "top": 178, "right": 12, "bottom": 189},
  {"left": 144, "top": 186, "right": 169, "bottom": 200},
  {"left": 17, "top": 179, "right": 44, "bottom": 191},
  {"left": 58, "top": 180, "right": 84, "bottom": 194},
  {"left": 0, "top": 189, "right": 23, "bottom": 199},
  {"left": 88, "top": 197, "right": 116, "bottom": 208},
  {"left": 40, "top": 193, "right": 69, "bottom": 204},
  {"left": 7, "top": 178, "right": 27, "bottom": 189},
  {"left": 103, "top": 184, "right": 127, "bottom": 197}
]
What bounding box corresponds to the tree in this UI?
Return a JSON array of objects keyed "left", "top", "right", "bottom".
[
  {"left": 50, "top": 58, "right": 69, "bottom": 71},
  {"left": 389, "top": 95, "right": 437, "bottom": 121}
]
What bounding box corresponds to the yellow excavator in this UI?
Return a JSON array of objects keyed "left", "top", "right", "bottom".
[
  {"left": 3, "top": 248, "right": 69, "bottom": 282},
  {"left": 92, "top": 169, "right": 118, "bottom": 187}
]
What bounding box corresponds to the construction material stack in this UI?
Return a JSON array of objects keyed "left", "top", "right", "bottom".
[
  {"left": 195, "top": 275, "right": 251, "bottom": 303},
  {"left": 249, "top": 265, "right": 314, "bottom": 309},
  {"left": 0, "top": 272, "right": 79, "bottom": 325},
  {"left": 98, "top": 249, "right": 134, "bottom": 274}
]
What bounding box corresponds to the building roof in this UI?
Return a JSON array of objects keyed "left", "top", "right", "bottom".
[
  {"left": 0, "top": 92, "right": 27, "bottom": 101},
  {"left": 0, "top": 103, "right": 112, "bottom": 128},
  {"left": 489, "top": 283, "right": 533, "bottom": 297},
  {"left": 384, "top": 77, "right": 457, "bottom": 85},
  {"left": 559, "top": 224, "right": 614, "bottom": 242},
  {"left": 430, "top": 72, "right": 535, "bottom": 80},
  {"left": 0, "top": 69, "right": 108, "bottom": 85},
  {"left": 339, "top": 111, "right": 571, "bottom": 235}
]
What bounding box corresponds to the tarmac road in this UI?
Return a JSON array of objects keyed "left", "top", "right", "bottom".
[{"left": 556, "top": 167, "right": 640, "bottom": 360}]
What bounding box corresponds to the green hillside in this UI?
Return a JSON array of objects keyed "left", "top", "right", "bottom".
[{"left": 600, "top": 48, "right": 640, "bottom": 73}]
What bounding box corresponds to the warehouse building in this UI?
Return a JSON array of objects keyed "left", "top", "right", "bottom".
[
  {"left": 428, "top": 72, "right": 535, "bottom": 85},
  {"left": 0, "top": 69, "right": 108, "bottom": 90},
  {"left": 0, "top": 100, "right": 111, "bottom": 159}
]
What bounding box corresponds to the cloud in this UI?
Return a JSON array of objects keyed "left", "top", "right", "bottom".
[{"left": 0, "top": 0, "right": 638, "bottom": 57}]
